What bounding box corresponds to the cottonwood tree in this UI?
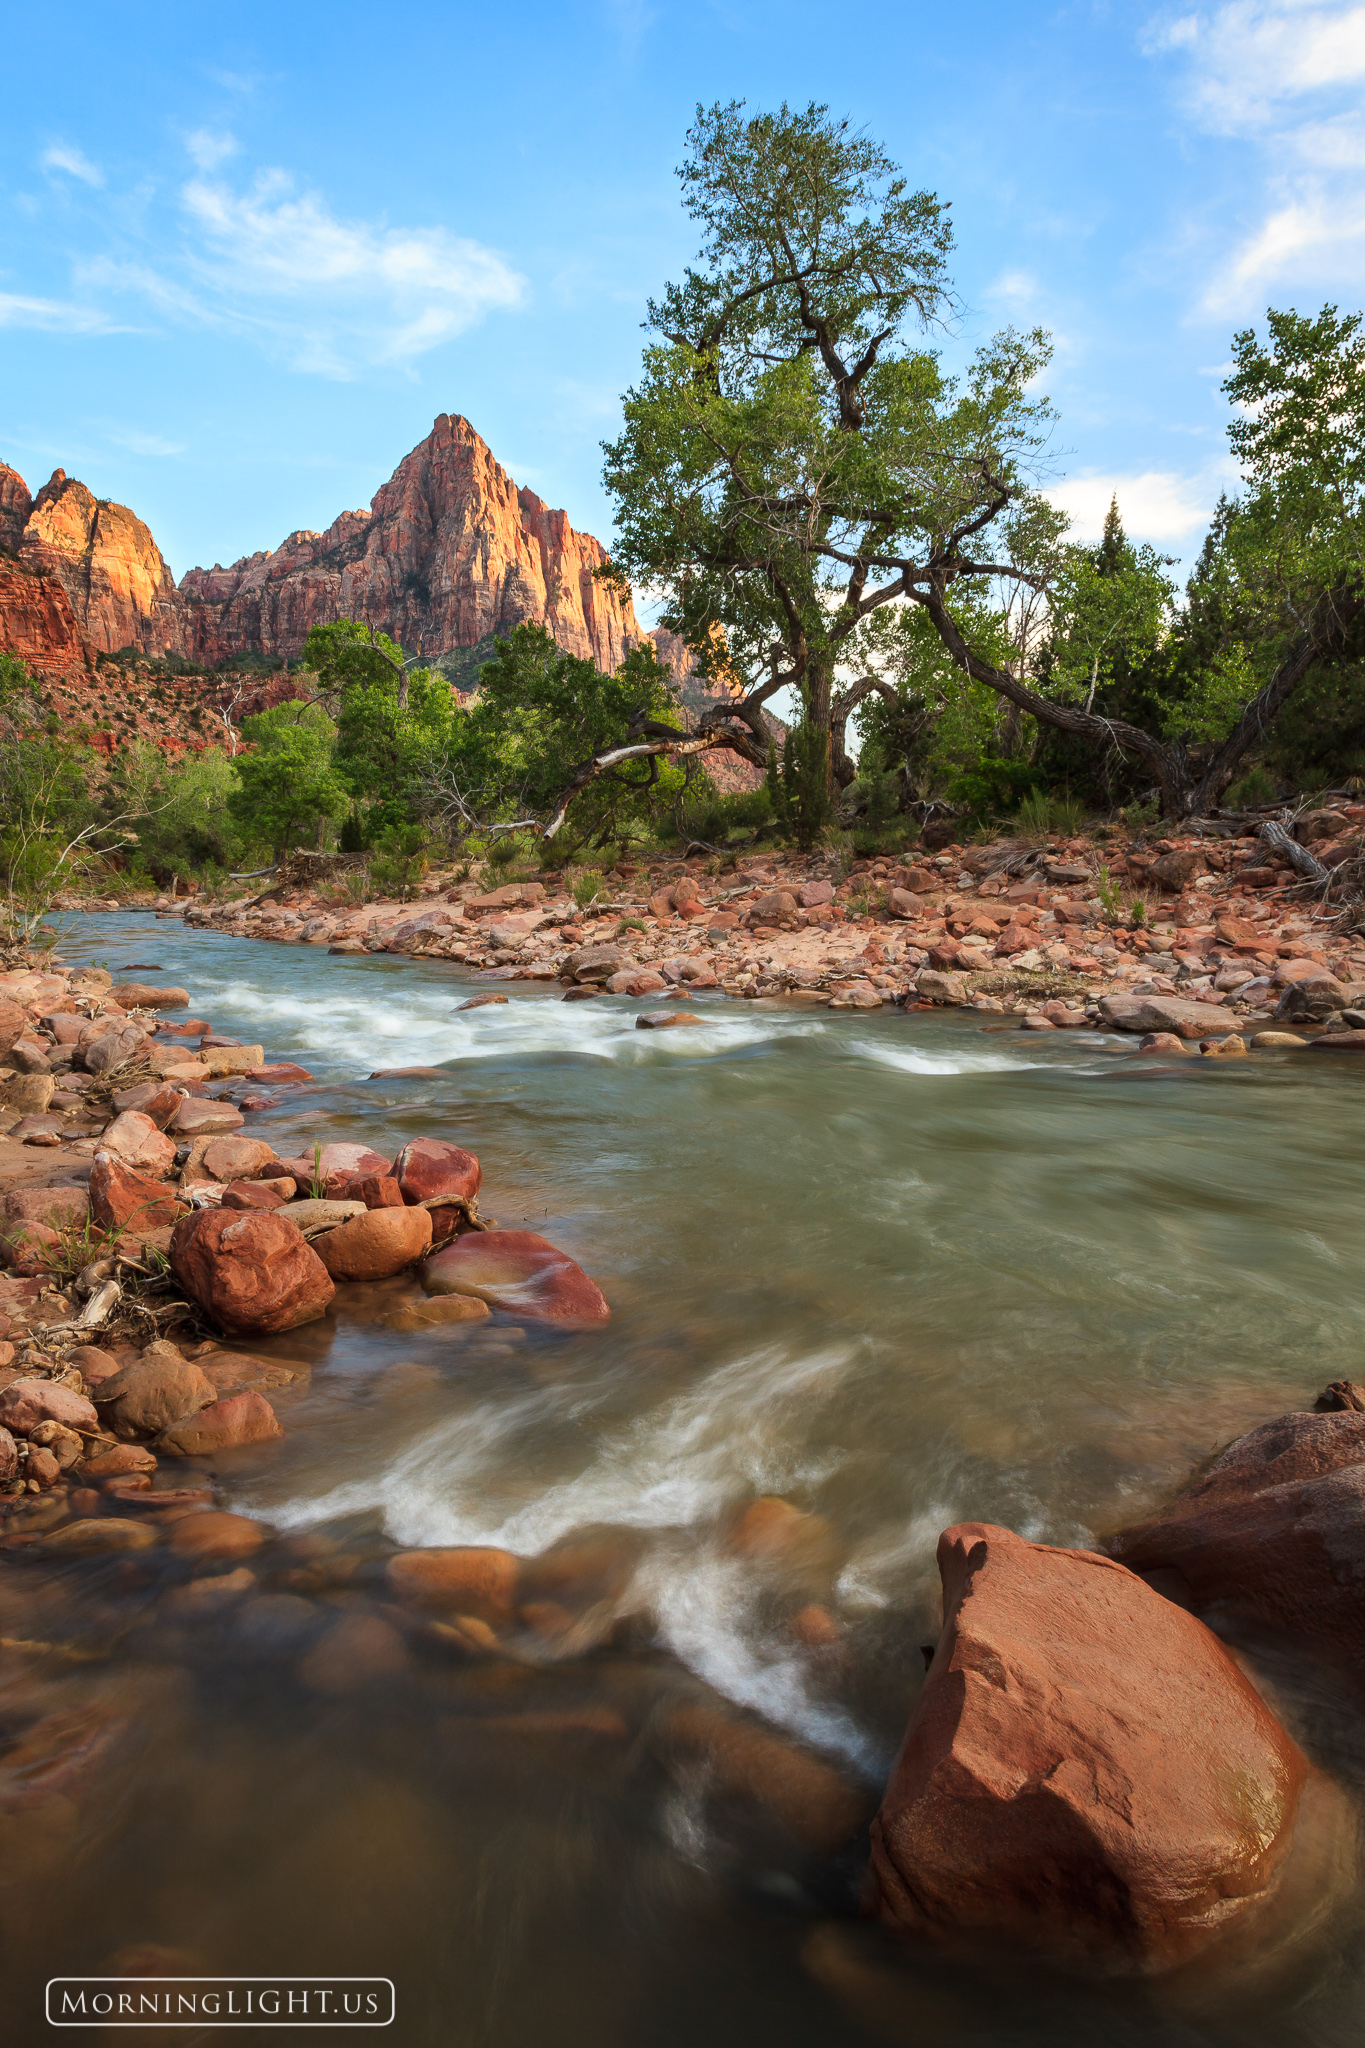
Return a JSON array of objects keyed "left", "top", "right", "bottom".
[{"left": 606, "top": 101, "right": 1365, "bottom": 820}]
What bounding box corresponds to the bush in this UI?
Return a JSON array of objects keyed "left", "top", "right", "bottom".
[{"left": 945, "top": 755, "right": 1045, "bottom": 818}]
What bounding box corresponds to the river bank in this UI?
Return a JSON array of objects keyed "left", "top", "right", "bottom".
[{"left": 1, "top": 918, "right": 1365, "bottom": 2042}]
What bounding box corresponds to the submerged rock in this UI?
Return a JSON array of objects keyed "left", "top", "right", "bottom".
[
  {"left": 421, "top": 1229, "right": 610, "bottom": 1324},
  {"left": 159, "top": 1388, "right": 284, "bottom": 1457},
  {"left": 386, "top": 1545, "right": 520, "bottom": 1623},
  {"left": 870, "top": 1520, "right": 1310, "bottom": 1974}
]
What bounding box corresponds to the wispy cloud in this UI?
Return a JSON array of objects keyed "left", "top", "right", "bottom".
[
  {"left": 41, "top": 143, "right": 104, "bottom": 187},
  {"left": 184, "top": 128, "right": 239, "bottom": 172},
  {"left": 18, "top": 143, "right": 526, "bottom": 378},
  {"left": 0, "top": 291, "right": 122, "bottom": 334},
  {"left": 103, "top": 426, "right": 186, "bottom": 456},
  {"left": 1145, "top": 3, "right": 1365, "bottom": 314}
]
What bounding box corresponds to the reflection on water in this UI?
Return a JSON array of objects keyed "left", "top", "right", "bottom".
[{"left": 5, "top": 913, "right": 1365, "bottom": 2046}]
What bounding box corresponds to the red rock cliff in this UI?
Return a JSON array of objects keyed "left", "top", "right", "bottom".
[
  {"left": 175, "top": 414, "right": 642, "bottom": 670},
  {"left": 0, "top": 462, "right": 33, "bottom": 553},
  {"left": 17, "top": 469, "right": 180, "bottom": 657}
]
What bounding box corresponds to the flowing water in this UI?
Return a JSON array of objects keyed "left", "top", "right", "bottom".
[{"left": 6, "top": 912, "right": 1365, "bottom": 2046}]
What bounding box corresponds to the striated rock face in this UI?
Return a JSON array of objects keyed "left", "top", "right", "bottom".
[
  {"left": 0, "top": 556, "right": 93, "bottom": 675},
  {"left": 175, "top": 414, "right": 641, "bottom": 671},
  {"left": 0, "top": 462, "right": 33, "bottom": 551},
  {"left": 17, "top": 469, "right": 179, "bottom": 655}
]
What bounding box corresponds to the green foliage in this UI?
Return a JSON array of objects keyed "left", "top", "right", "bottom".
[
  {"left": 570, "top": 870, "right": 603, "bottom": 909},
  {"left": 945, "top": 755, "right": 1044, "bottom": 818},
  {"left": 368, "top": 824, "right": 429, "bottom": 900},
  {"left": 766, "top": 714, "right": 835, "bottom": 850},
  {"left": 304, "top": 620, "right": 460, "bottom": 840},
  {"left": 98, "top": 744, "right": 241, "bottom": 884},
  {"left": 1225, "top": 766, "right": 1282, "bottom": 808},
  {"left": 227, "top": 701, "right": 349, "bottom": 861},
  {"left": 1017, "top": 788, "right": 1085, "bottom": 836},
  {"left": 439, "top": 624, "right": 678, "bottom": 848}
]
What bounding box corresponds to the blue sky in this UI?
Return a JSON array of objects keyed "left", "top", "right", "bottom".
[{"left": 4, "top": 1, "right": 1365, "bottom": 600}]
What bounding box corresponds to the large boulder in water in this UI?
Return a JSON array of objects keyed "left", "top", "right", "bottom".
[
  {"left": 170, "top": 1209, "right": 335, "bottom": 1336},
  {"left": 314, "top": 1203, "right": 432, "bottom": 1282},
  {"left": 870, "top": 1521, "right": 1309, "bottom": 1974},
  {"left": 393, "top": 1136, "right": 481, "bottom": 1206},
  {"left": 421, "top": 1229, "right": 609, "bottom": 1324},
  {"left": 1111, "top": 1410, "right": 1365, "bottom": 1667}
]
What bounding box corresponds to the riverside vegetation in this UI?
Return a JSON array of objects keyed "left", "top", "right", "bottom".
[{"left": 2, "top": 93, "right": 1365, "bottom": 2040}]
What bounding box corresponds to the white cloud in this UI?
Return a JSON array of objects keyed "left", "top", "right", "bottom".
[
  {"left": 0, "top": 291, "right": 121, "bottom": 333},
  {"left": 41, "top": 143, "right": 103, "bottom": 187},
  {"left": 104, "top": 426, "right": 185, "bottom": 457},
  {"left": 1047, "top": 468, "right": 1219, "bottom": 544},
  {"left": 32, "top": 154, "right": 526, "bottom": 378},
  {"left": 185, "top": 129, "right": 239, "bottom": 172},
  {"left": 1146, "top": 3, "right": 1365, "bottom": 313}
]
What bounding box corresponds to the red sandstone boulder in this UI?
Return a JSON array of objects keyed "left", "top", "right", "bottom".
[
  {"left": 277, "top": 1142, "right": 392, "bottom": 1186},
  {"left": 167, "top": 1509, "right": 268, "bottom": 1557},
  {"left": 169, "top": 1209, "right": 335, "bottom": 1337},
  {"left": 221, "top": 1180, "right": 293, "bottom": 1212},
  {"left": 314, "top": 1203, "right": 433, "bottom": 1282},
  {"left": 870, "top": 1521, "right": 1309, "bottom": 1974},
  {"left": 0, "top": 997, "right": 25, "bottom": 1061},
  {"left": 247, "top": 1063, "right": 314, "bottom": 1082},
  {"left": 392, "top": 1137, "right": 481, "bottom": 1206},
  {"left": 354, "top": 1174, "right": 403, "bottom": 1209},
  {"left": 0, "top": 1219, "right": 60, "bottom": 1276},
  {"left": 421, "top": 1229, "right": 609, "bottom": 1324},
  {"left": 110, "top": 982, "right": 189, "bottom": 1009},
  {"left": 101, "top": 1109, "right": 178, "bottom": 1176},
  {"left": 3, "top": 1183, "right": 88, "bottom": 1227},
  {"left": 89, "top": 1153, "right": 186, "bottom": 1234},
  {"left": 159, "top": 1388, "right": 284, "bottom": 1457},
  {"left": 1111, "top": 1411, "right": 1365, "bottom": 1666},
  {"left": 76, "top": 1020, "right": 149, "bottom": 1075},
  {"left": 169, "top": 1097, "right": 244, "bottom": 1136},
  {"left": 199, "top": 1136, "right": 276, "bottom": 1183},
  {"left": 0, "top": 1377, "right": 98, "bottom": 1435}
]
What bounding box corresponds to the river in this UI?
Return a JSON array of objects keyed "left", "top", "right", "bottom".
[{"left": 8, "top": 910, "right": 1365, "bottom": 2046}]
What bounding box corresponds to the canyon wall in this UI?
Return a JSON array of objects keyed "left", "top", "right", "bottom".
[
  {"left": 172, "top": 413, "right": 643, "bottom": 670},
  {"left": 1, "top": 417, "right": 642, "bottom": 675}
]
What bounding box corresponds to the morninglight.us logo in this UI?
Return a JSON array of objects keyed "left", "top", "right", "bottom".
[{"left": 45, "top": 1978, "right": 395, "bottom": 2027}]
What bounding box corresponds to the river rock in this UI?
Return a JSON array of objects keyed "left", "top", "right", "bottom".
[
  {"left": 109, "top": 1081, "right": 183, "bottom": 1127},
  {"left": 43, "top": 1518, "right": 159, "bottom": 1553},
  {"left": 636, "top": 1009, "right": 705, "bottom": 1029},
  {"left": 0, "top": 1220, "right": 59, "bottom": 1274},
  {"left": 1135, "top": 1032, "right": 1193, "bottom": 1054},
  {"left": 1098, "top": 994, "right": 1238, "bottom": 1036},
  {"left": 0, "top": 1377, "right": 98, "bottom": 1435},
  {"left": 658, "top": 1702, "right": 869, "bottom": 1854},
  {"left": 94, "top": 1348, "right": 218, "bottom": 1440},
  {"left": 168, "top": 1510, "right": 268, "bottom": 1559},
  {"left": 159, "top": 1388, "right": 285, "bottom": 1457},
  {"left": 222, "top": 1180, "right": 293, "bottom": 1211},
  {"left": 201, "top": 1043, "right": 265, "bottom": 1077},
  {"left": 799, "top": 880, "right": 834, "bottom": 908},
  {"left": 1273, "top": 978, "right": 1343, "bottom": 1026},
  {"left": 110, "top": 982, "right": 189, "bottom": 1009},
  {"left": 354, "top": 1174, "right": 403, "bottom": 1208},
  {"left": 76, "top": 1021, "right": 149, "bottom": 1076},
  {"left": 421, "top": 1229, "right": 610, "bottom": 1324},
  {"left": 277, "top": 1142, "right": 393, "bottom": 1185},
  {"left": 914, "top": 970, "right": 968, "bottom": 1006},
  {"left": 169, "top": 1097, "right": 245, "bottom": 1137},
  {"left": 392, "top": 1136, "right": 481, "bottom": 1206},
  {"left": 201, "top": 1136, "right": 277, "bottom": 1183},
  {"left": 386, "top": 1545, "right": 520, "bottom": 1623},
  {"left": 314, "top": 1203, "right": 433, "bottom": 1282},
  {"left": 566, "top": 944, "right": 624, "bottom": 984},
  {"left": 1111, "top": 1411, "right": 1365, "bottom": 1666},
  {"left": 169, "top": 1209, "right": 335, "bottom": 1336},
  {"left": 870, "top": 1521, "right": 1309, "bottom": 1972},
  {"left": 0, "top": 997, "right": 25, "bottom": 1060},
  {"left": 605, "top": 969, "right": 667, "bottom": 996},
  {"left": 0, "top": 1426, "right": 15, "bottom": 1480},
  {"left": 382, "top": 1295, "right": 492, "bottom": 1332},
  {"left": 84, "top": 1441, "right": 157, "bottom": 1477},
  {"left": 1309, "top": 1031, "right": 1365, "bottom": 1051},
  {"left": 89, "top": 1154, "right": 186, "bottom": 1233},
  {"left": 3, "top": 1185, "right": 89, "bottom": 1231},
  {"left": 247, "top": 1062, "right": 314, "bottom": 1082},
  {"left": 101, "top": 1110, "right": 178, "bottom": 1175}
]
